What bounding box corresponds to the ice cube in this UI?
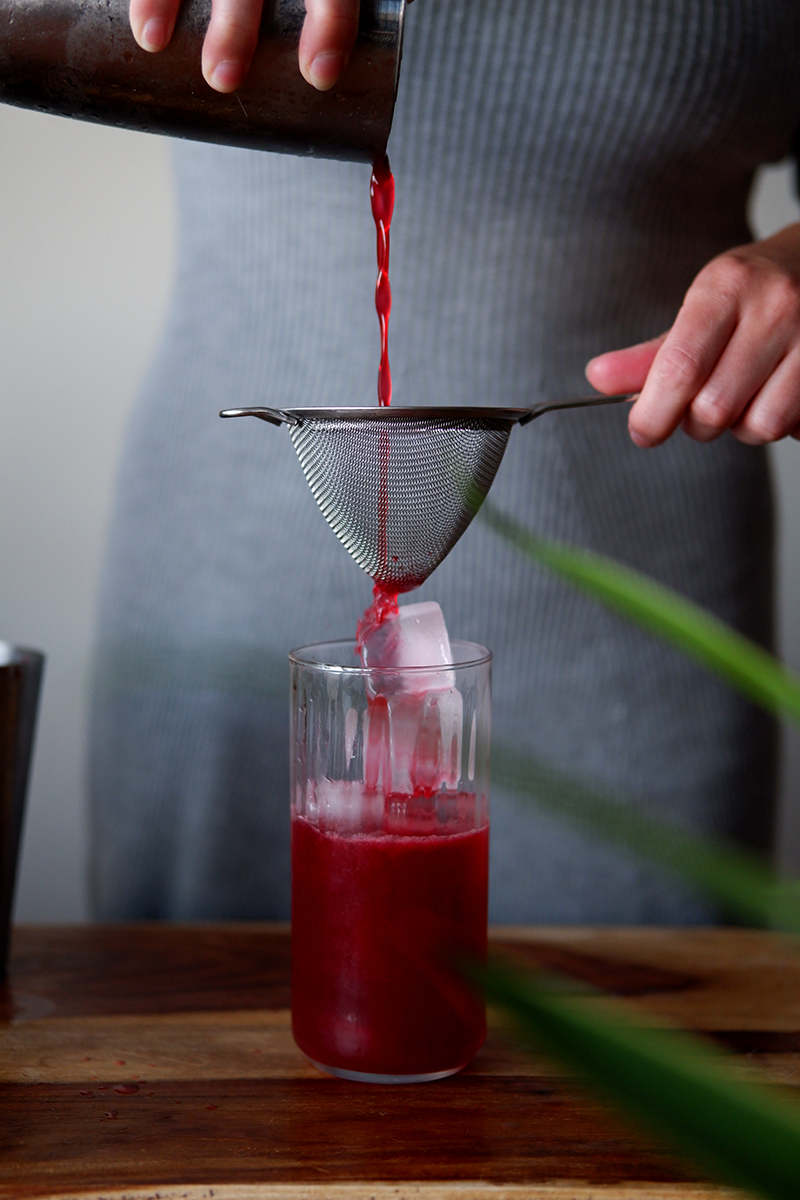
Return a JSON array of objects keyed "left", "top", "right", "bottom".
[
  {"left": 361, "top": 601, "right": 455, "bottom": 694},
  {"left": 305, "top": 777, "right": 384, "bottom": 833},
  {"left": 384, "top": 687, "right": 464, "bottom": 795},
  {"left": 360, "top": 599, "right": 464, "bottom": 795},
  {"left": 435, "top": 686, "right": 464, "bottom": 790}
]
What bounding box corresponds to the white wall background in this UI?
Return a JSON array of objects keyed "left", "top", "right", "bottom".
[
  {"left": 1, "top": 105, "right": 800, "bottom": 922},
  {"left": 0, "top": 107, "right": 174, "bottom": 920}
]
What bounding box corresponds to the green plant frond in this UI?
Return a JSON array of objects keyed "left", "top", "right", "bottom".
[
  {"left": 477, "top": 959, "right": 800, "bottom": 1200},
  {"left": 473, "top": 496, "right": 800, "bottom": 1200},
  {"left": 479, "top": 500, "right": 800, "bottom": 726},
  {"left": 494, "top": 742, "right": 800, "bottom": 934}
]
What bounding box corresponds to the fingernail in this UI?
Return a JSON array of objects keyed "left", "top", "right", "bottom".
[
  {"left": 141, "top": 17, "right": 167, "bottom": 50},
  {"left": 208, "top": 60, "right": 241, "bottom": 92},
  {"left": 307, "top": 52, "right": 344, "bottom": 91},
  {"left": 629, "top": 428, "right": 650, "bottom": 448}
]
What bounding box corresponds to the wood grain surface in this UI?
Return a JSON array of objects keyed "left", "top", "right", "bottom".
[{"left": 1, "top": 924, "right": 798, "bottom": 1200}]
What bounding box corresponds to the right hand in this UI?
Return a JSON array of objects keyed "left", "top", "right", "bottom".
[
  {"left": 586, "top": 223, "right": 800, "bottom": 448},
  {"left": 129, "top": 0, "right": 361, "bottom": 93}
]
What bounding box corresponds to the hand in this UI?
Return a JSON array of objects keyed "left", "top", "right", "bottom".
[
  {"left": 129, "top": 0, "right": 361, "bottom": 93},
  {"left": 586, "top": 222, "right": 800, "bottom": 447}
]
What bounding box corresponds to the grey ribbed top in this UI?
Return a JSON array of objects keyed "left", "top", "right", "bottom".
[{"left": 89, "top": 0, "right": 800, "bottom": 922}]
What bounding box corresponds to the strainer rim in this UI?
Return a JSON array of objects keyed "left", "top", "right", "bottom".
[{"left": 279, "top": 406, "right": 527, "bottom": 424}]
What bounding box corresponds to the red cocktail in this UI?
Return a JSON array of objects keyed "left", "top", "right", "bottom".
[
  {"left": 289, "top": 640, "right": 491, "bottom": 1083},
  {"left": 292, "top": 791, "right": 488, "bottom": 1079}
]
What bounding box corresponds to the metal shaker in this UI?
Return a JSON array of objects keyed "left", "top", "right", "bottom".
[
  {"left": 0, "top": 645, "right": 44, "bottom": 976},
  {"left": 0, "top": 0, "right": 405, "bottom": 161}
]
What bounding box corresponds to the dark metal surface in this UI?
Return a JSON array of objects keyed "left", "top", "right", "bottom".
[
  {"left": 0, "top": 645, "right": 43, "bottom": 977},
  {"left": 0, "top": 0, "right": 405, "bottom": 160}
]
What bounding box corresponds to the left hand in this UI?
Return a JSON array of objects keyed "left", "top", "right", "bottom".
[{"left": 586, "top": 222, "right": 800, "bottom": 447}]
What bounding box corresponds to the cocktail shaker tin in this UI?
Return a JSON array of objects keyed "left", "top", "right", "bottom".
[
  {"left": 0, "top": 645, "right": 43, "bottom": 976},
  {"left": 0, "top": 0, "right": 405, "bottom": 161}
]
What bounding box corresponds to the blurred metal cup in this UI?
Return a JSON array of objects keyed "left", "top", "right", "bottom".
[{"left": 0, "top": 645, "right": 44, "bottom": 976}]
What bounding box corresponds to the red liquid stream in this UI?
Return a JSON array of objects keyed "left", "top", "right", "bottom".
[
  {"left": 292, "top": 164, "right": 488, "bottom": 1081},
  {"left": 356, "top": 582, "right": 398, "bottom": 651},
  {"left": 292, "top": 801, "right": 488, "bottom": 1077},
  {"left": 358, "top": 156, "right": 399, "bottom": 640},
  {"left": 371, "top": 155, "right": 394, "bottom": 408}
]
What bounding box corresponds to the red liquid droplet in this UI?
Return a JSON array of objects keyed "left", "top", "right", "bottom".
[
  {"left": 356, "top": 583, "right": 399, "bottom": 660},
  {"left": 371, "top": 155, "right": 395, "bottom": 408},
  {"left": 113, "top": 1060, "right": 126, "bottom": 1066},
  {"left": 206, "top": 1104, "right": 218, "bottom": 1111},
  {"left": 113, "top": 1083, "right": 139, "bottom": 1095}
]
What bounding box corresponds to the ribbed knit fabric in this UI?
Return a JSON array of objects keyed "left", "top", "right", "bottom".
[{"left": 89, "top": 0, "right": 800, "bottom": 922}]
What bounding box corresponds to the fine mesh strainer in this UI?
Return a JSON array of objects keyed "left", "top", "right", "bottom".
[{"left": 220, "top": 397, "right": 630, "bottom": 592}]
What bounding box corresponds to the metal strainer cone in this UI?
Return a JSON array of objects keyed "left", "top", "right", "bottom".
[{"left": 220, "top": 399, "right": 629, "bottom": 592}]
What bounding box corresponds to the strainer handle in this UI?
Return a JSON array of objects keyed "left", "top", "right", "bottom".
[
  {"left": 519, "top": 393, "right": 635, "bottom": 426},
  {"left": 219, "top": 407, "right": 300, "bottom": 426}
]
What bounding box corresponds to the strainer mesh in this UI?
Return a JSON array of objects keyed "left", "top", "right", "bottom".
[{"left": 288, "top": 414, "right": 512, "bottom": 592}]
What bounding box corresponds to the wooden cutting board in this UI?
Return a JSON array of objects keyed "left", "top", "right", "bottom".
[{"left": 2, "top": 923, "right": 799, "bottom": 1200}]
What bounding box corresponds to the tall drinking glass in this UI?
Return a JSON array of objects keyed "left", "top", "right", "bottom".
[{"left": 290, "top": 639, "right": 491, "bottom": 1084}]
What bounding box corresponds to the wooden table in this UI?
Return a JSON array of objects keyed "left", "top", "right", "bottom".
[{"left": 2, "top": 924, "right": 800, "bottom": 1200}]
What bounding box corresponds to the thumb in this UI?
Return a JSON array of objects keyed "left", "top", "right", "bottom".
[{"left": 585, "top": 333, "right": 667, "bottom": 395}]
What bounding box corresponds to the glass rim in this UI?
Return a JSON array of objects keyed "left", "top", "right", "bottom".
[{"left": 288, "top": 637, "right": 491, "bottom": 676}]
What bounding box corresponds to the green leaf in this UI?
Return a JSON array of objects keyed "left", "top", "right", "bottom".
[
  {"left": 494, "top": 742, "right": 800, "bottom": 934},
  {"left": 478, "top": 959, "right": 800, "bottom": 1200},
  {"left": 480, "top": 500, "right": 800, "bottom": 725},
  {"left": 475, "top": 499, "right": 800, "bottom": 1200}
]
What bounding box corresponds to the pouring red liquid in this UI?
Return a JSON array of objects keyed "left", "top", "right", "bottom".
[
  {"left": 371, "top": 155, "right": 394, "bottom": 408},
  {"left": 290, "top": 164, "right": 489, "bottom": 1082},
  {"left": 370, "top": 156, "right": 396, "bottom": 600}
]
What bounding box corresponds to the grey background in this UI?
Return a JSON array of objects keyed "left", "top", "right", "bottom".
[{"left": 1, "top": 104, "right": 799, "bottom": 922}]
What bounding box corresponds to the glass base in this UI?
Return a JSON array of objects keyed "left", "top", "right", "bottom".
[{"left": 308, "top": 1057, "right": 465, "bottom": 1085}]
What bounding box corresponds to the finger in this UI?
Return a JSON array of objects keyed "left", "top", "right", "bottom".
[
  {"left": 585, "top": 334, "right": 666, "bottom": 395},
  {"left": 729, "top": 347, "right": 800, "bottom": 445},
  {"left": 201, "top": 0, "right": 263, "bottom": 92},
  {"left": 681, "top": 257, "right": 800, "bottom": 443},
  {"left": 130, "top": 0, "right": 179, "bottom": 51},
  {"left": 680, "top": 314, "right": 789, "bottom": 443},
  {"left": 627, "top": 277, "right": 739, "bottom": 448},
  {"left": 299, "top": 0, "right": 360, "bottom": 91}
]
